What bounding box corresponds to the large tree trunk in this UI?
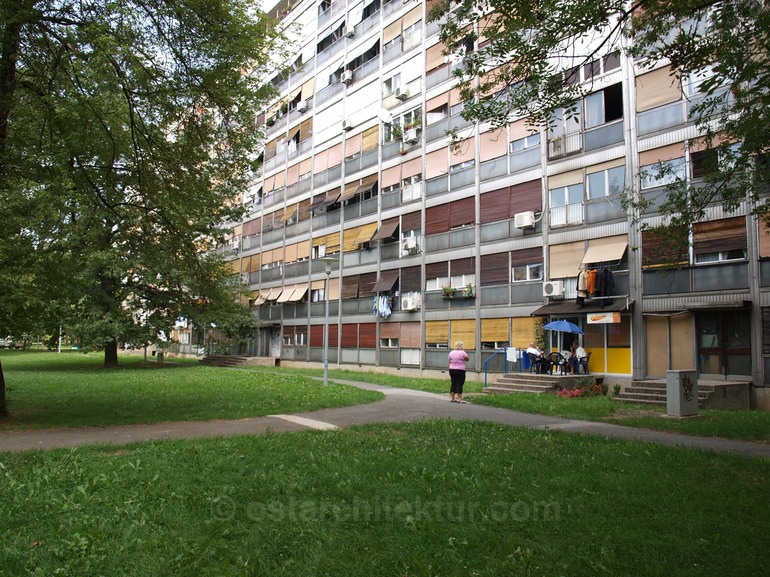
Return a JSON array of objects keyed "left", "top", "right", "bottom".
[
  {"left": 0, "top": 358, "right": 7, "bottom": 417},
  {"left": 104, "top": 338, "right": 119, "bottom": 368},
  {"left": 0, "top": 1, "right": 30, "bottom": 177}
]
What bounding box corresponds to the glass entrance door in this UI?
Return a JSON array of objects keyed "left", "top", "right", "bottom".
[{"left": 696, "top": 311, "right": 751, "bottom": 378}]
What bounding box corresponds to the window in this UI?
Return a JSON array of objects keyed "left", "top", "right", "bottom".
[
  {"left": 402, "top": 108, "right": 422, "bottom": 128},
  {"left": 549, "top": 184, "right": 584, "bottom": 227},
  {"left": 450, "top": 159, "right": 475, "bottom": 172},
  {"left": 426, "top": 275, "right": 450, "bottom": 291},
  {"left": 380, "top": 338, "right": 399, "bottom": 348},
  {"left": 318, "top": 0, "right": 331, "bottom": 14},
  {"left": 685, "top": 64, "right": 718, "bottom": 97},
  {"left": 450, "top": 273, "right": 475, "bottom": 288},
  {"left": 311, "top": 288, "right": 325, "bottom": 302},
  {"left": 694, "top": 249, "right": 747, "bottom": 264},
  {"left": 549, "top": 183, "right": 584, "bottom": 207},
  {"left": 690, "top": 149, "right": 718, "bottom": 180},
  {"left": 401, "top": 176, "right": 422, "bottom": 202},
  {"left": 584, "top": 84, "right": 623, "bottom": 128},
  {"left": 509, "top": 133, "right": 540, "bottom": 153},
  {"left": 312, "top": 244, "right": 326, "bottom": 258},
  {"left": 691, "top": 143, "right": 740, "bottom": 179},
  {"left": 426, "top": 342, "right": 449, "bottom": 349},
  {"left": 587, "top": 165, "right": 625, "bottom": 199},
  {"left": 427, "top": 103, "right": 449, "bottom": 125},
  {"left": 383, "top": 73, "right": 401, "bottom": 95},
  {"left": 566, "top": 52, "right": 621, "bottom": 84},
  {"left": 481, "top": 341, "right": 509, "bottom": 350},
  {"left": 512, "top": 262, "right": 542, "bottom": 282},
  {"left": 381, "top": 183, "right": 400, "bottom": 195},
  {"left": 640, "top": 158, "right": 686, "bottom": 189}
]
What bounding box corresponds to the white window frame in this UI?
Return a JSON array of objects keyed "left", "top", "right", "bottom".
[
  {"left": 512, "top": 263, "right": 543, "bottom": 282},
  {"left": 379, "top": 337, "right": 399, "bottom": 348},
  {"left": 509, "top": 133, "right": 540, "bottom": 153},
  {"left": 426, "top": 276, "right": 450, "bottom": 291},
  {"left": 449, "top": 273, "right": 475, "bottom": 288},
  {"left": 587, "top": 165, "right": 625, "bottom": 199},
  {"left": 694, "top": 249, "right": 747, "bottom": 265},
  {"left": 640, "top": 158, "right": 686, "bottom": 189},
  {"left": 383, "top": 73, "right": 401, "bottom": 95}
]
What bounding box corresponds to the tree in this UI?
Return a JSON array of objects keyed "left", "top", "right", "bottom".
[
  {"left": 435, "top": 0, "right": 770, "bottom": 237},
  {"left": 0, "top": 0, "right": 286, "bottom": 409}
]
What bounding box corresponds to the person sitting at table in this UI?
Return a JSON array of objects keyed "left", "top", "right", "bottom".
[
  {"left": 569, "top": 341, "right": 587, "bottom": 375},
  {"left": 526, "top": 342, "right": 549, "bottom": 374}
]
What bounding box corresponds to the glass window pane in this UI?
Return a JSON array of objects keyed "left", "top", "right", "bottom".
[
  {"left": 549, "top": 187, "right": 566, "bottom": 207},
  {"left": 585, "top": 92, "right": 604, "bottom": 128},
  {"left": 587, "top": 172, "right": 605, "bottom": 199},
  {"left": 608, "top": 166, "right": 625, "bottom": 194},
  {"left": 568, "top": 183, "right": 584, "bottom": 204}
]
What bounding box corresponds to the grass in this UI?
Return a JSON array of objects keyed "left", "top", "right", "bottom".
[
  {"left": 2, "top": 351, "right": 768, "bottom": 443},
  {"left": 286, "top": 367, "right": 770, "bottom": 443},
  {"left": 0, "top": 351, "right": 382, "bottom": 430},
  {"left": 1, "top": 420, "right": 768, "bottom": 577}
]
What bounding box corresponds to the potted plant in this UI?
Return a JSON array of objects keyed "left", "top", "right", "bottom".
[
  {"left": 463, "top": 283, "right": 474, "bottom": 297},
  {"left": 441, "top": 285, "right": 455, "bottom": 298}
]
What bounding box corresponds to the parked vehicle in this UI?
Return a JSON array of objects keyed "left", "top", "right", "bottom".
[{"left": 0, "top": 336, "right": 20, "bottom": 349}]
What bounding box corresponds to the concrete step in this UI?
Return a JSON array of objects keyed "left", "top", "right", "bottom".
[
  {"left": 485, "top": 383, "right": 556, "bottom": 394},
  {"left": 200, "top": 355, "right": 252, "bottom": 367}
]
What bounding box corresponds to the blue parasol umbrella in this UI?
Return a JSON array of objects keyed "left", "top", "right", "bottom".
[{"left": 543, "top": 319, "right": 584, "bottom": 334}]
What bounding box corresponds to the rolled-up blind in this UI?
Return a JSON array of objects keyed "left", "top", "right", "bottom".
[
  {"left": 481, "top": 318, "right": 509, "bottom": 342},
  {"left": 450, "top": 319, "right": 476, "bottom": 347},
  {"left": 426, "top": 320, "right": 449, "bottom": 344}
]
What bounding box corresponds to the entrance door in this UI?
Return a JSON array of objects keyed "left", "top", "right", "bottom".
[{"left": 696, "top": 311, "right": 751, "bottom": 378}]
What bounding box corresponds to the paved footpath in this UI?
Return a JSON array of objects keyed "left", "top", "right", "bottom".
[{"left": 1, "top": 380, "right": 769, "bottom": 458}]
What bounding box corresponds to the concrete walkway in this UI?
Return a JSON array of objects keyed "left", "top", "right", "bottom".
[{"left": 1, "top": 379, "right": 768, "bottom": 458}]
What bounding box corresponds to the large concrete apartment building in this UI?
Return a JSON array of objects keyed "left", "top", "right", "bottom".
[{"left": 219, "top": 0, "right": 769, "bottom": 404}]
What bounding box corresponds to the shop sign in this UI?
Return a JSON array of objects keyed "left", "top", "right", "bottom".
[{"left": 587, "top": 312, "right": 620, "bottom": 324}]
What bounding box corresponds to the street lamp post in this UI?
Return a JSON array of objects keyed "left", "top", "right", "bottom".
[{"left": 320, "top": 256, "right": 338, "bottom": 386}]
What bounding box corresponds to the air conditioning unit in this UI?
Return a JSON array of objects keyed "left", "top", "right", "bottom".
[
  {"left": 514, "top": 210, "right": 535, "bottom": 229},
  {"left": 401, "top": 297, "right": 420, "bottom": 311},
  {"left": 297, "top": 100, "right": 308, "bottom": 113},
  {"left": 402, "top": 128, "right": 419, "bottom": 144},
  {"left": 395, "top": 87, "right": 409, "bottom": 101},
  {"left": 344, "top": 25, "right": 355, "bottom": 38},
  {"left": 341, "top": 70, "right": 353, "bottom": 84},
  {"left": 543, "top": 280, "right": 564, "bottom": 298},
  {"left": 341, "top": 119, "right": 352, "bottom": 131}
]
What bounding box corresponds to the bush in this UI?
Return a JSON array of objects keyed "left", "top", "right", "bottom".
[{"left": 556, "top": 376, "right": 606, "bottom": 399}]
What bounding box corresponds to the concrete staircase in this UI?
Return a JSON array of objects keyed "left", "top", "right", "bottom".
[
  {"left": 615, "top": 379, "right": 752, "bottom": 410},
  {"left": 199, "top": 355, "right": 280, "bottom": 368},
  {"left": 485, "top": 373, "right": 597, "bottom": 395}
]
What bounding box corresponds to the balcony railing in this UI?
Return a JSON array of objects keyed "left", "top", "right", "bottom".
[
  {"left": 548, "top": 131, "right": 582, "bottom": 159},
  {"left": 549, "top": 202, "right": 584, "bottom": 228}
]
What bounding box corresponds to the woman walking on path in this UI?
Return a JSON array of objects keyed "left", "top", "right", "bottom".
[{"left": 448, "top": 341, "right": 470, "bottom": 403}]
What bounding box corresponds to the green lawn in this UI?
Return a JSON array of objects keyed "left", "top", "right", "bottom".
[
  {"left": 286, "top": 367, "right": 770, "bottom": 443},
  {"left": 0, "top": 352, "right": 382, "bottom": 429},
  {"left": 2, "top": 420, "right": 768, "bottom": 577}
]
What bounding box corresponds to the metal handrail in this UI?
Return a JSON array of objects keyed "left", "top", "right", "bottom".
[{"left": 483, "top": 347, "right": 509, "bottom": 389}]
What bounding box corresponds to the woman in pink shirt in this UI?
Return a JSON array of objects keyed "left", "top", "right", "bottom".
[{"left": 448, "top": 340, "right": 470, "bottom": 403}]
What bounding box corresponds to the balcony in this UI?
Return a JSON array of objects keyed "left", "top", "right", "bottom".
[
  {"left": 548, "top": 131, "right": 582, "bottom": 159},
  {"left": 549, "top": 202, "right": 584, "bottom": 228}
]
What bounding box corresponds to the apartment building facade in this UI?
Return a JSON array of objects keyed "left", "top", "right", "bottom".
[{"left": 227, "top": 0, "right": 769, "bottom": 398}]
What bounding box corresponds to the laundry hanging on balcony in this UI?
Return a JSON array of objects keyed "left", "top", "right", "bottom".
[{"left": 372, "top": 295, "right": 392, "bottom": 318}]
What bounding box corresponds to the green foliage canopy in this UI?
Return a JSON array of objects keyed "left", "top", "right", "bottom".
[
  {"left": 435, "top": 0, "right": 770, "bottom": 231},
  {"left": 0, "top": 0, "right": 287, "bottom": 367}
]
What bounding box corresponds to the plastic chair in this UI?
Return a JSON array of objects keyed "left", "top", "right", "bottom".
[
  {"left": 527, "top": 352, "right": 540, "bottom": 374},
  {"left": 578, "top": 351, "right": 591, "bottom": 375},
  {"left": 549, "top": 352, "right": 567, "bottom": 375}
]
